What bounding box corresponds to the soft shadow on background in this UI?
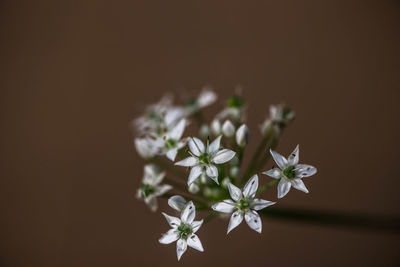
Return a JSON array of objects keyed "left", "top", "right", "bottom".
[{"left": 1, "top": 1, "right": 400, "bottom": 266}]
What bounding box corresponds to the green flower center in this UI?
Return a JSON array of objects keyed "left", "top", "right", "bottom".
[
  {"left": 237, "top": 198, "right": 251, "bottom": 211},
  {"left": 164, "top": 138, "right": 177, "bottom": 150},
  {"left": 185, "top": 98, "right": 198, "bottom": 108},
  {"left": 198, "top": 153, "right": 211, "bottom": 164},
  {"left": 178, "top": 224, "right": 193, "bottom": 239},
  {"left": 140, "top": 184, "right": 154, "bottom": 197},
  {"left": 283, "top": 165, "right": 296, "bottom": 179},
  {"left": 227, "top": 96, "right": 244, "bottom": 108}
]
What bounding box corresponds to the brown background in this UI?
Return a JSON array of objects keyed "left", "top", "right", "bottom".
[{"left": 1, "top": 0, "right": 400, "bottom": 266}]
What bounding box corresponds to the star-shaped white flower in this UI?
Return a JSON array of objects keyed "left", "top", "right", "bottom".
[
  {"left": 262, "top": 145, "right": 317, "bottom": 198},
  {"left": 212, "top": 175, "right": 275, "bottom": 234},
  {"left": 175, "top": 136, "right": 236, "bottom": 186},
  {"left": 155, "top": 119, "right": 187, "bottom": 161},
  {"left": 159, "top": 201, "right": 204, "bottom": 261},
  {"left": 136, "top": 164, "right": 172, "bottom": 212}
]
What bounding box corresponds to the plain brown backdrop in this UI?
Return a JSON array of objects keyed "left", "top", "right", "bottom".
[{"left": 1, "top": 0, "right": 400, "bottom": 266}]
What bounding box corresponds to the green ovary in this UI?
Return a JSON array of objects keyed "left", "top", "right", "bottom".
[
  {"left": 178, "top": 224, "right": 193, "bottom": 239},
  {"left": 283, "top": 165, "right": 296, "bottom": 179}
]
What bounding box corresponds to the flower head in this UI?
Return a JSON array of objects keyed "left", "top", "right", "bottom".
[
  {"left": 175, "top": 136, "right": 236, "bottom": 186},
  {"left": 136, "top": 164, "right": 172, "bottom": 211},
  {"left": 262, "top": 145, "right": 317, "bottom": 198},
  {"left": 212, "top": 175, "right": 275, "bottom": 233},
  {"left": 159, "top": 200, "right": 204, "bottom": 261}
]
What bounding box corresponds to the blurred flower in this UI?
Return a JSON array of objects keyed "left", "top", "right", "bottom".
[
  {"left": 210, "top": 119, "right": 222, "bottom": 136},
  {"left": 175, "top": 136, "right": 236, "bottom": 185},
  {"left": 212, "top": 175, "right": 275, "bottom": 233},
  {"left": 222, "top": 120, "right": 235, "bottom": 137},
  {"left": 134, "top": 137, "right": 158, "bottom": 159},
  {"left": 260, "top": 104, "right": 295, "bottom": 135},
  {"left": 216, "top": 95, "right": 246, "bottom": 122},
  {"left": 159, "top": 201, "right": 204, "bottom": 261},
  {"left": 199, "top": 124, "right": 210, "bottom": 139},
  {"left": 137, "top": 164, "right": 172, "bottom": 212},
  {"left": 236, "top": 124, "right": 250, "bottom": 147},
  {"left": 262, "top": 145, "right": 317, "bottom": 198}
]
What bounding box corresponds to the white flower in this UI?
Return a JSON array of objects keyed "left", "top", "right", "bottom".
[
  {"left": 199, "top": 124, "right": 210, "bottom": 139},
  {"left": 222, "top": 120, "right": 235, "bottom": 137},
  {"left": 236, "top": 124, "right": 250, "bottom": 147},
  {"left": 262, "top": 145, "right": 317, "bottom": 198},
  {"left": 175, "top": 136, "right": 236, "bottom": 186},
  {"left": 159, "top": 201, "right": 204, "bottom": 261},
  {"left": 212, "top": 175, "right": 275, "bottom": 233},
  {"left": 155, "top": 119, "right": 187, "bottom": 161},
  {"left": 134, "top": 137, "right": 158, "bottom": 159},
  {"left": 136, "top": 164, "right": 172, "bottom": 212},
  {"left": 260, "top": 104, "right": 295, "bottom": 135}
]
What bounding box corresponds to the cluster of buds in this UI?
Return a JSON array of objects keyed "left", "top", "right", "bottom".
[{"left": 132, "top": 88, "right": 317, "bottom": 260}]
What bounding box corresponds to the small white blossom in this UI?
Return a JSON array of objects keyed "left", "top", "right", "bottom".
[
  {"left": 199, "top": 124, "right": 210, "bottom": 139},
  {"left": 262, "top": 145, "right": 317, "bottom": 198},
  {"left": 236, "top": 124, "right": 250, "bottom": 147},
  {"left": 260, "top": 104, "right": 295, "bottom": 135},
  {"left": 212, "top": 175, "right": 275, "bottom": 233},
  {"left": 159, "top": 201, "right": 204, "bottom": 261},
  {"left": 155, "top": 119, "right": 187, "bottom": 161},
  {"left": 222, "top": 120, "right": 235, "bottom": 137},
  {"left": 175, "top": 136, "right": 236, "bottom": 186},
  {"left": 196, "top": 88, "right": 217, "bottom": 109},
  {"left": 137, "top": 165, "right": 172, "bottom": 212}
]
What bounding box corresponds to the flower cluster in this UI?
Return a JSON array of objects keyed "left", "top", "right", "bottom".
[{"left": 132, "top": 88, "right": 317, "bottom": 260}]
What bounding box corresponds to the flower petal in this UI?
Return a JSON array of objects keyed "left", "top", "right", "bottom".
[
  {"left": 188, "top": 165, "right": 203, "bottom": 186},
  {"left": 162, "top": 212, "right": 181, "bottom": 228},
  {"left": 228, "top": 183, "right": 242, "bottom": 201},
  {"left": 187, "top": 234, "right": 204, "bottom": 252},
  {"left": 191, "top": 220, "right": 203, "bottom": 233},
  {"left": 243, "top": 175, "right": 258, "bottom": 198},
  {"left": 227, "top": 210, "right": 243, "bottom": 234},
  {"left": 166, "top": 149, "right": 178, "bottom": 161},
  {"left": 291, "top": 179, "right": 309, "bottom": 193},
  {"left": 169, "top": 119, "right": 186, "bottom": 140},
  {"left": 245, "top": 210, "right": 262, "bottom": 233},
  {"left": 206, "top": 164, "right": 219, "bottom": 183},
  {"left": 154, "top": 184, "right": 172, "bottom": 196},
  {"left": 176, "top": 238, "right": 187, "bottom": 261},
  {"left": 144, "top": 196, "right": 158, "bottom": 212},
  {"left": 212, "top": 200, "right": 236, "bottom": 213},
  {"left": 294, "top": 164, "right": 317, "bottom": 178},
  {"left": 251, "top": 199, "right": 276, "bottom": 210},
  {"left": 288, "top": 145, "right": 299, "bottom": 165},
  {"left": 277, "top": 178, "right": 291, "bottom": 198},
  {"left": 181, "top": 201, "right": 195, "bottom": 224},
  {"left": 212, "top": 149, "right": 236, "bottom": 164},
  {"left": 188, "top": 137, "right": 205, "bottom": 156},
  {"left": 270, "top": 149, "right": 288, "bottom": 169},
  {"left": 159, "top": 229, "right": 179, "bottom": 244},
  {"left": 262, "top": 168, "right": 282, "bottom": 179},
  {"left": 168, "top": 195, "right": 186, "bottom": 211},
  {"left": 208, "top": 135, "right": 222, "bottom": 155},
  {"left": 175, "top": 156, "right": 198, "bottom": 167}
]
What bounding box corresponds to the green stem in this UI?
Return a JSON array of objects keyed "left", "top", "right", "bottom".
[
  {"left": 152, "top": 157, "right": 187, "bottom": 179},
  {"left": 257, "top": 179, "right": 279, "bottom": 195},
  {"left": 254, "top": 135, "right": 280, "bottom": 171},
  {"left": 240, "top": 128, "right": 273, "bottom": 184},
  {"left": 259, "top": 206, "right": 400, "bottom": 234}
]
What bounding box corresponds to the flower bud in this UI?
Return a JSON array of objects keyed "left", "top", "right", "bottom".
[
  {"left": 236, "top": 124, "right": 250, "bottom": 147},
  {"left": 230, "top": 166, "right": 240, "bottom": 177},
  {"left": 188, "top": 183, "right": 200, "bottom": 194},
  {"left": 199, "top": 124, "right": 210, "bottom": 138},
  {"left": 211, "top": 119, "right": 222, "bottom": 135},
  {"left": 222, "top": 120, "right": 235, "bottom": 137}
]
